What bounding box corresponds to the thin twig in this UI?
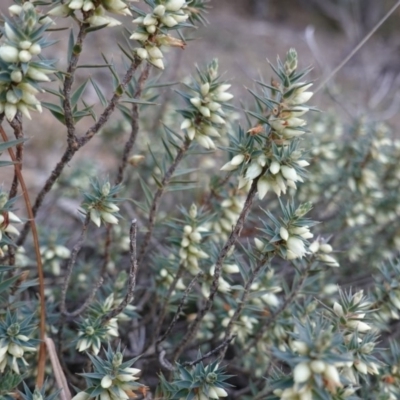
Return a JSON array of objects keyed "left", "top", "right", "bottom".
[
  {"left": 172, "top": 178, "right": 259, "bottom": 362},
  {"left": 8, "top": 115, "right": 24, "bottom": 200},
  {"left": 182, "top": 335, "right": 236, "bottom": 367},
  {"left": 64, "top": 277, "right": 104, "bottom": 319},
  {"left": 315, "top": 0, "right": 400, "bottom": 93},
  {"left": 218, "top": 253, "right": 272, "bottom": 360},
  {"left": 0, "top": 124, "right": 47, "bottom": 387},
  {"left": 79, "top": 58, "right": 142, "bottom": 147},
  {"left": 157, "top": 271, "right": 203, "bottom": 345},
  {"left": 59, "top": 214, "right": 91, "bottom": 316},
  {"left": 57, "top": 214, "right": 90, "bottom": 352},
  {"left": 115, "top": 64, "right": 151, "bottom": 186},
  {"left": 138, "top": 138, "right": 192, "bottom": 265},
  {"left": 63, "top": 23, "right": 87, "bottom": 146},
  {"left": 152, "top": 263, "right": 185, "bottom": 343},
  {"left": 159, "top": 350, "right": 175, "bottom": 371},
  {"left": 102, "top": 219, "right": 139, "bottom": 324}
]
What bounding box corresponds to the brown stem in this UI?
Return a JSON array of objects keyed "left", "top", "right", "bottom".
[
  {"left": 152, "top": 263, "right": 186, "bottom": 343},
  {"left": 172, "top": 178, "right": 259, "bottom": 362},
  {"left": 0, "top": 124, "right": 47, "bottom": 388},
  {"left": 157, "top": 270, "right": 203, "bottom": 346},
  {"left": 8, "top": 115, "right": 24, "bottom": 200},
  {"left": 115, "top": 64, "right": 151, "bottom": 186},
  {"left": 138, "top": 138, "right": 191, "bottom": 265},
  {"left": 102, "top": 219, "right": 139, "bottom": 324},
  {"left": 219, "top": 253, "right": 272, "bottom": 360},
  {"left": 63, "top": 24, "right": 87, "bottom": 146},
  {"left": 78, "top": 58, "right": 142, "bottom": 147},
  {"left": 57, "top": 213, "right": 90, "bottom": 353}
]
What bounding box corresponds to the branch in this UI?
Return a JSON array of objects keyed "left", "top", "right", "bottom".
[
  {"left": 157, "top": 271, "right": 203, "bottom": 345},
  {"left": 172, "top": 178, "right": 259, "bottom": 362},
  {"left": 63, "top": 23, "right": 87, "bottom": 146},
  {"left": 218, "top": 253, "right": 272, "bottom": 360},
  {"left": 102, "top": 219, "right": 139, "bottom": 324},
  {"left": 0, "top": 124, "right": 47, "bottom": 388},
  {"left": 138, "top": 138, "right": 192, "bottom": 265},
  {"left": 115, "top": 64, "right": 152, "bottom": 186},
  {"left": 182, "top": 335, "right": 236, "bottom": 367}
]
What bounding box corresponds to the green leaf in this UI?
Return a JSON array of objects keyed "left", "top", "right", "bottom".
[
  {"left": 0, "top": 138, "right": 25, "bottom": 153},
  {"left": 85, "top": 23, "right": 110, "bottom": 33},
  {"left": 67, "top": 28, "right": 74, "bottom": 64},
  {"left": 90, "top": 78, "right": 108, "bottom": 106},
  {"left": 117, "top": 43, "right": 134, "bottom": 62},
  {"left": 139, "top": 178, "right": 154, "bottom": 209},
  {"left": 101, "top": 53, "right": 120, "bottom": 85},
  {"left": 120, "top": 98, "right": 158, "bottom": 106},
  {"left": 0, "top": 274, "right": 21, "bottom": 295},
  {"left": 71, "top": 79, "right": 89, "bottom": 107}
]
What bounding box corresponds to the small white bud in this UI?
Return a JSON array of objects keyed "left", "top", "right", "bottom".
[
  {"left": 333, "top": 302, "right": 344, "bottom": 317},
  {"left": 165, "top": 0, "right": 186, "bottom": 12},
  {"left": 281, "top": 165, "right": 298, "bottom": 182},
  {"left": 0, "top": 45, "right": 19, "bottom": 63},
  {"left": 19, "top": 50, "right": 32, "bottom": 63},
  {"left": 153, "top": 5, "right": 166, "bottom": 16},
  {"left": 200, "top": 82, "right": 210, "bottom": 96},
  {"left": 279, "top": 227, "right": 289, "bottom": 241},
  {"left": 269, "top": 160, "right": 280, "bottom": 175},
  {"left": 293, "top": 362, "right": 311, "bottom": 383}
]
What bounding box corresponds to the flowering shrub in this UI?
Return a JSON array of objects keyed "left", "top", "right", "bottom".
[{"left": 0, "top": 1, "right": 399, "bottom": 399}]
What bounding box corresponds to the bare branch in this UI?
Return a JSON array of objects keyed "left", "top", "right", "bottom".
[{"left": 102, "top": 219, "right": 139, "bottom": 324}]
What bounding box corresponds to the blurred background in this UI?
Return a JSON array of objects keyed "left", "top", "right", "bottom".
[{"left": 1, "top": 0, "right": 400, "bottom": 217}]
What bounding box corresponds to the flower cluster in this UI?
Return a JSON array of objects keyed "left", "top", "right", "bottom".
[
  {"left": 40, "top": 236, "right": 71, "bottom": 276},
  {"left": 0, "top": 3, "right": 55, "bottom": 121},
  {"left": 206, "top": 189, "right": 245, "bottom": 242},
  {"left": 180, "top": 59, "right": 234, "bottom": 149},
  {"left": 81, "top": 180, "right": 122, "bottom": 227},
  {"left": 158, "top": 362, "right": 230, "bottom": 399},
  {"left": 49, "top": 0, "right": 134, "bottom": 28},
  {"left": 72, "top": 345, "right": 143, "bottom": 400},
  {"left": 273, "top": 319, "right": 351, "bottom": 400},
  {"left": 256, "top": 201, "right": 318, "bottom": 262},
  {"left": 308, "top": 238, "right": 339, "bottom": 267},
  {"left": 130, "top": 0, "right": 190, "bottom": 69},
  {"left": 179, "top": 204, "right": 209, "bottom": 275},
  {"left": 220, "top": 49, "right": 313, "bottom": 199},
  {"left": 0, "top": 312, "right": 37, "bottom": 375}
]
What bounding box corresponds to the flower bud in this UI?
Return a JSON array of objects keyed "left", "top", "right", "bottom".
[
  {"left": 279, "top": 227, "right": 289, "bottom": 241},
  {"left": 136, "top": 48, "right": 148, "bottom": 60},
  {"left": 147, "top": 46, "right": 163, "bottom": 59},
  {"left": 165, "top": 0, "right": 186, "bottom": 12},
  {"left": 0, "top": 45, "right": 19, "bottom": 63},
  {"left": 281, "top": 165, "right": 298, "bottom": 181},
  {"left": 19, "top": 50, "right": 32, "bottom": 63},
  {"left": 9, "top": 5, "right": 22, "bottom": 16},
  {"left": 101, "top": 375, "right": 113, "bottom": 389},
  {"left": 257, "top": 177, "right": 270, "bottom": 200},
  {"left": 29, "top": 43, "right": 42, "bottom": 55},
  {"left": 269, "top": 160, "right": 280, "bottom": 175},
  {"left": 293, "top": 362, "right": 311, "bottom": 383},
  {"left": 161, "top": 15, "right": 178, "bottom": 27},
  {"left": 153, "top": 5, "right": 166, "bottom": 16}
]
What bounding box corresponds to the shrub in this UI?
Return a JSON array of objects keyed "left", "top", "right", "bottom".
[{"left": 0, "top": 1, "right": 400, "bottom": 400}]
